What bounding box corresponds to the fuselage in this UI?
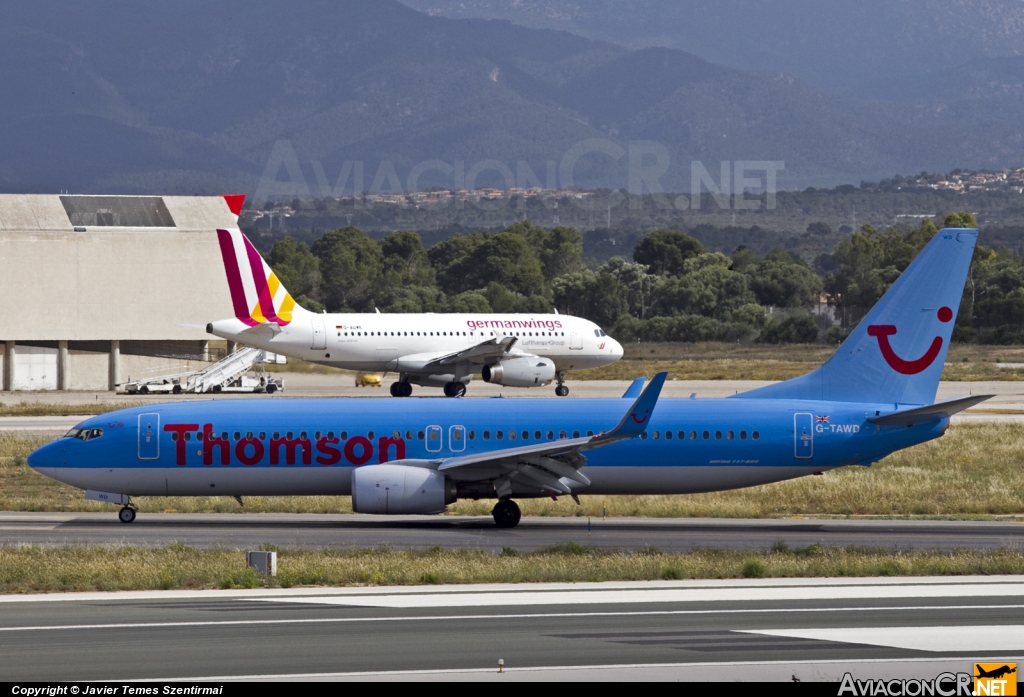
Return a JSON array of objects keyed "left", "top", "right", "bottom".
[
  {"left": 28, "top": 397, "right": 946, "bottom": 499},
  {"left": 207, "top": 312, "right": 622, "bottom": 374}
]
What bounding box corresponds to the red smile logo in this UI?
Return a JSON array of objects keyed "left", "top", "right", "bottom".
[
  {"left": 631, "top": 410, "right": 649, "bottom": 424},
  {"left": 867, "top": 306, "right": 953, "bottom": 375}
]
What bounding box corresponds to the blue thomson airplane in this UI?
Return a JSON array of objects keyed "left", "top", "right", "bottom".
[{"left": 29, "top": 228, "right": 989, "bottom": 528}]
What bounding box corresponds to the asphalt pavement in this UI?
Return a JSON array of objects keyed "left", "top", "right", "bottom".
[
  {"left": 1, "top": 577, "right": 1021, "bottom": 681},
  {"left": 2, "top": 512, "right": 1023, "bottom": 552}
]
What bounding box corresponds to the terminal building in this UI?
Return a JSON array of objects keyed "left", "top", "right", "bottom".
[{"left": 0, "top": 194, "right": 238, "bottom": 391}]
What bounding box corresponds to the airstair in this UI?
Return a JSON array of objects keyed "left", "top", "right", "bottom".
[{"left": 123, "top": 347, "right": 283, "bottom": 395}]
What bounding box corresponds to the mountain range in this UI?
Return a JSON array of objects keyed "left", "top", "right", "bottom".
[{"left": 2, "top": 0, "right": 1024, "bottom": 196}]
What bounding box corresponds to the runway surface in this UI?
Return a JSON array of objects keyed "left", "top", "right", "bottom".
[
  {"left": 2, "top": 512, "right": 1023, "bottom": 552},
  {"left": 1, "top": 577, "right": 1021, "bottom": 681}
]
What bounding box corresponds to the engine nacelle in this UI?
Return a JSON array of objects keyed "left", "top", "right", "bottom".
[
  {"left": 481, "top": 357, "right": 556, "bottom": 387},
  {"left": 350, "top": 464, "right": 456, "bottom": 515}
]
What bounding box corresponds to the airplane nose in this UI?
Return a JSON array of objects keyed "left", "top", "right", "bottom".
[{"left": 27, "top": 440, "right": 64, "bottom": 471}]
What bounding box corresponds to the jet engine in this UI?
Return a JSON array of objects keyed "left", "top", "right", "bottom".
[
  {"left": 481, "top": 357, "right": 556, "bottom": 387},
  {"left": 350, "top": 464, "right": 456, "bottom": 515}
]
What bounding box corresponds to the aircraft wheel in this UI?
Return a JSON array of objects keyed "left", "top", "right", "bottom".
[
  {"left": 492, "top": 499, "right": 521, "bottom": 528},
  {"left": 442, "top": 382, "right": 454, "bottom": 397},
  {"left": 172, "top": 385, "right": 182, "bottom": 394},
  {"left": 399, "top": 382, "right": 413, "bottom": 397},
  {"left": 556, "top": 385, "right": 569, "bottom": 397},
  {"left": 453, "top": 382, "right": 466, "bottom": 397},
  {"left": 390, "top": 382, "right": 400, "bottom": 397},
  {"left": 266, "top": 383, "right": 277, "bottom": 394},
  {"left": 118, "top": 507, "right": 136, "bottom": 524}
]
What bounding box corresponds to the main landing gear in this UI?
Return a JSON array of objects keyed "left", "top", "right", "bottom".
[
  {"left": 555, "top": 371, "right": 569, "bottom": 397},
  {"left": 118, "top": 505, "right": 137, "bottom": 524},
  {"left": 389, "top": 381, "right": 413, "bottom": 397},
  {"left": 443, "top": 381, "right": 467, "bottom": 398},
  {"left": 492, "top": 499, "right": 521, "bottom": 528}
]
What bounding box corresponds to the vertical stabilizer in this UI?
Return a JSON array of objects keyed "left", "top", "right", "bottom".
[
  {"left": 216, "top": 226, "right": 302, "bottom": 327},
  {"left": 734, "top": 228, "right": 977, "bottom": 405}
]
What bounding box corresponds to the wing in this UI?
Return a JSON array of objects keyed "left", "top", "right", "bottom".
[
  {"left": 403, "top": 372, "right": 667, "bottom": 496},
  {"left": 387, "top": 336, "right": 521, "bottom": 372}
]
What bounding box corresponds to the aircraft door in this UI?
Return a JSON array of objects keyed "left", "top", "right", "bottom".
[
  {"left": 138, "top": 413, "right": 160, "bottom": 460},
  {"left": 425, "top": 425, "right": 443, "bottom": 453},
  {"left": 794, "top": 412, "right": 813, "bottom": 459},
  {"left": 570, "top": 332, "right": 583, "bottom": 350},
  {"left": 311, "top": 316, "right": 327, "bottom": 350},
  {"left": 449, "top": 425, "right": 466, "bottom": 452}
]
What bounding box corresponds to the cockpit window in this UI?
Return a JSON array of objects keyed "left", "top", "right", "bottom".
[
  {"left": 593, "top": 328, "right": 607, "bottom": 337},
  {"left": 65, "top": 427, "right": 103, "bottom": 441}
]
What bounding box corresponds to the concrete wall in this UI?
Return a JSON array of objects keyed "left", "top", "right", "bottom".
[{"left": 0, "top": 195, "right": 238, "bottom": 342}]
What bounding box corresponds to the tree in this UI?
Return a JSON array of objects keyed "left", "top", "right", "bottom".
[
  {"left": 633, "top": 229, "right": 704, "bottom": 276},
  {"left": 552, "top": 270, "right": 628, "bottom": 329},
  {"left": 758, "top": 315, "right": 819, "bottom": 344},
  {"left": 539, "top": 226, "right": 584, "bottom": 280},
  {"left": 380, "top": 230, "right": 435, "bottom": 287},
  {"left": 944, "top": 212, "right": 977, "bottom": 228},
  {"left": 650, "top": 253, "right": 756, "bottom": 320},
  {"left": 427, "top": 232, "right": 487, "bottom": 295},
  {"left": 745, "top": 247, "right": 823, "bottom": 307},
  {"left": 311, "top": 226, "right": 383, "bottom": 312},
  {"left": 462, "top": 232, "right": 547, "bottom": 296},
  {"left": 599, "top": 257, "right": 659, "bottom": 319},
  {"left": 267, "top": 236, "right": 321, "bottom": 304}
]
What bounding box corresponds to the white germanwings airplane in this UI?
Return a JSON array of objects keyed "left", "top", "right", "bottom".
[{"left": 206, "top": 196, "right": 623, "bottom": 397}]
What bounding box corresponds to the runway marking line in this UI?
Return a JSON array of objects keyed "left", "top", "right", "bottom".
[
  {"left": 250, "top": 583, "right": 1024, "bottom": 608},
  {"left": 744, "top": 625, "right": 1024, "bottom": 652},
  {"left": 2, "top": 604, "right": 1023, "bottom": 633},
  {"left": 110, "top": 656, "right": 1024, "bottom": 683}
]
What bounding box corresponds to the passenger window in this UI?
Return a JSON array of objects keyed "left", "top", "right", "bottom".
[
  {"left": 469, "top": 431, "right": 476, "bottom": 440},
  {"left": 418, "top": 431, "right": 425, "bottom": 440},
  {"left": 483, "top": 430, "right": 491, "bottom": 440},
  {"left": 198, "top": 431, "right": 205, "bottom": 441},
  {"left": 536, "top": 431, "right": 542, "bottom": 440},
  {"left": 300, "top": 432, "right": 308, "bottom": 441},
  {"left": 286, "top": 432, "right": 293, "bottom": 440},
  {"left": 496, "top": 431, "right": 503, "bottom": 440},
  {"left": 429, "top": 430, "right": 439, "bottom": 441},
  {"left": 587, "top": 430, "right": 594, "bottom": 437},
  {"left": 665, "top": 431, "right": 672, "bottom": 440},
  {"left": 653, "top": 431, "right": 660, "bottom": 440},
  {"left": 234, "top": 432, "right": 240, "bottom": 441},
  {"left": 185, "top": 432, "right": 192, "bottom": 441},
  {"left": 248, "top": 432, "right": 255, "bottom": 440},
  {"left": 640, "top": 432, "right": 647, "bottom": 440},
  {"left": 393, "top": 431, "right": 401, "bottom": 439},
  {"left": 559, "top": 430, "right": 566, "bottom": 439},
  {"left": 691, "top": 431, "right": 697, "bottom": 440},
  {"left": 170, "top": 432, "right": 178, "bottom": 442},
  {"left": 271, "top": 432, "right": 279, "bottom": 440},
  {"left": 326, "top": 432, "right": 332, "bottom": 440},
  {"left": 753, "top": 431, "right": 760, "bottom": 440},
  {"left": 702, "top": 431, "right": 710, "bottom": 440},
  {"left": 368, "top": 431, "right": 375, "bottom": 440},
  {"left": 740, "top": 431, "right": 747, "bottom": 440},
  {"left": 523, "top": 431, "right": 530, "bottom": 440},
  {"left": 406, "top": 431, "right": 413, "bottom": 440},
  {"left": 678, "top": 431, "right": 684, "bottom": 440},
  {"left": 221, "top": 432, "right": 228, "bottom": 441},
  {"left": 509, "top": 431, "right": 516, "bottom": 440},
  {"left": 341, "top": 431, "right": 348, "bottom": 440},
  {"left": 727, "top": 431, "right": 734, "bottom": 440},
  {"left": 715, "top": 431, "right": 722, "bottom": 440}
]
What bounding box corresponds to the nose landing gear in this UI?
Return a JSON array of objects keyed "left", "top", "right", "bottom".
[{"left": 492, "top": 498, "right": 522, "bottom": 528}]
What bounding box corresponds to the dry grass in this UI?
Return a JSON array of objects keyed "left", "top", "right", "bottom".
[
  {"left": 2, "top": 544, "right": 1022, "bottom": 593},
  {"left": 0, "top": 402, "right": 145, "bottom": 417},
  {"left": 575, "top": 342, "right": 1024, "bottom": 382},
  {"left": 4, "top": 423, "right": 1024, "bottom": 518}
]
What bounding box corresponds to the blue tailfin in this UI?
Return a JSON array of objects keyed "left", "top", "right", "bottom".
[{"left": 734, "top": 228, "right": 977, "bottom": 406}]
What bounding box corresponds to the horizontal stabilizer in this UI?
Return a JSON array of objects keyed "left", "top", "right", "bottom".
[{"left": 868, "top": 394, "right": 994, "bottom": 427}]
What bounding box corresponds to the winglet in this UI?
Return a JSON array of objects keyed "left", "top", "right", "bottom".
[
  {"left": 622, "top": 377, "right": 646, "bottom": 399},
  {"left": 598, "top": 372, "right": 667, "bottom": 441}
]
